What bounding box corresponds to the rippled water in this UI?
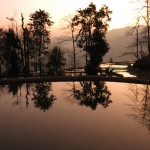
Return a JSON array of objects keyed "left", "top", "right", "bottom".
[{"left": 0, "top": 80, "right": 150, "bottom": 150}]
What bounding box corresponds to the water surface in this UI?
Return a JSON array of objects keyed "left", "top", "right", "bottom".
[{"left": 0, "top": 81, "right": 150, "bottom": 150}]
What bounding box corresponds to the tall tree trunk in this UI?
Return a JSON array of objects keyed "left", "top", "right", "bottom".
[
  {"left": 21, "top": 13, "right": 25, "bottom": 76},
  {"left": 38, "top": 35, "right": 42, "bottom": 76},
  {"left": 136, "top": 17, "right": 139, "bottom": 59},
  {"left": 146, "top": 0, "right": 150, "bottom": 54},
  {"left": 71, "top": 27, "right": 76, "bottom": 69}
]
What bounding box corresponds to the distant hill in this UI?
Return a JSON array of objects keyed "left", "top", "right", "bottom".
[
  {"left": 104, "top": 25, "right": 146, "bottom": 62},
  {"left": 52, "top": 26, "right": 146, "bottom": 67},
  {"left": 104, "top": 27, "right": 135, "bottom": 62}
]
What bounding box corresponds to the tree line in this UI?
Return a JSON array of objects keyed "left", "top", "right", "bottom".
[{"left": 0, "top": 2, "right": 112, "bottom": 77}]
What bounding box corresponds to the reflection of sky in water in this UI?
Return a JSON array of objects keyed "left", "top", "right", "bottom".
[
  {"left": 0, "top": 82, "right": 150, "bottom": 150},
  {"left": 117, "top": 71, "right": 136, "bottom": 77},
  {"left": 100, "top": 64, "right": 128, "bottom": 69},
  {"left": 100, "top": 64, "right": 136, "bottom": 78}
]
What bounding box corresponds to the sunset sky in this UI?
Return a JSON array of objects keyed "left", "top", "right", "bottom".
[{"left": 0, "top": 0, "right": 142, "bottom": 32}]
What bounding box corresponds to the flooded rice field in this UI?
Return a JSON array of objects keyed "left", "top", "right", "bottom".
[{"left": 0, "top": 80, "right": 150, "bottom": 150}]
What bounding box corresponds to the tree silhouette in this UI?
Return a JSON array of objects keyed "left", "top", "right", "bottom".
[
  {"left": 60, "top": 14, "right": 78, "bottom": 69},
  {"left": 3, "top": 29, "right": 21, "bottom": 77},
  {"left": 130, "top": 0, "right": 150, "bottom": 55},
  {"left": 28, "top": 9, "right": 53, "bottom": 75},
  {"left": 0, "top": 28, "right": 5, "bottom": 76},
  {"left": 47, "top": 46, "right": 66, "bottom": 75},
  {"left": 72, "top": 2, "right": 112, "bottom": 74},
  {"left": 21, "top": 13, "right": 34, "bottom": 76}
]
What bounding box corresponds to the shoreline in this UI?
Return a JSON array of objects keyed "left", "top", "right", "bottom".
[{"left": 0, "top": 76, "right": 150, "bottom": 85}]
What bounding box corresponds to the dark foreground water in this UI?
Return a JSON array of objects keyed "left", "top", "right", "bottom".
[{"left": 0, "top": 81, "right": 150, "bottom": 150}]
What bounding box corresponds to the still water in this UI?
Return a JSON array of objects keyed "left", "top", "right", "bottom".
[{"left": 0, "top": 81, "right": 150, "bottom": 150}]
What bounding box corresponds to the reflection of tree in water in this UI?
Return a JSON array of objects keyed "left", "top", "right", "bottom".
[
  {"left": 127, "top": 84, "right": 150, "bottom": 133},
  {"left": 6, "top": 83, "right": 23, "bottom": 106},
  {"left": 0, "top": 82, "right": 56, "bottom": 111},
  {"left": 6, "top": 83, "right": 30, "bottom": 108},
  {"left": 0, "top": 85, "right": 6, "bottom": 96},
  {"left": 25, "top": 83, "right": 30, "bottom": 108},
  {"left": 69, "top": 81, "right": 112, "bottom": 110},
  {"left": 7, "top": 83, "right": 22, "bottom": 96},
  {"left": 32, "top": 82, "right": 56, "bottom": 111}
]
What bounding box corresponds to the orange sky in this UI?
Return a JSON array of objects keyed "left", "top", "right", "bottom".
[{"left": 0, "top": 0, "right": 142, "bottom": 33}]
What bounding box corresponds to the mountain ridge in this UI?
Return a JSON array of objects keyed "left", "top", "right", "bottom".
[{"left": 104, "top": 25, "right": 146, "bottom": 62}]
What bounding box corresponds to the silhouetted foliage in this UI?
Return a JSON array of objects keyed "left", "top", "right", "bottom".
[
  {"left": 69, "top": 81, "right": 112, "bottom": 110},
  {"left": 28, "top": 9, "right": 54, "bottom": 75},
  {"left": 32, "top": 82, "right": 56, "bottom": 111},
  {"left": 0, "top": 28, "right": 5, "bottom": 75},
  {"left": 21, "top": 14, "right": 34, "bottom": 76},
  {"left": 0, "top": 5, "right": 113, "bottom": 77},
  {"left": 72, "top": 2, "right": 112, "bottom": 74},
  {"left": 3, "top": 29, "right": 21, "bottom": 76},
  {"left": 47, "top": 46, "right": 66, "bottom": 75}
]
